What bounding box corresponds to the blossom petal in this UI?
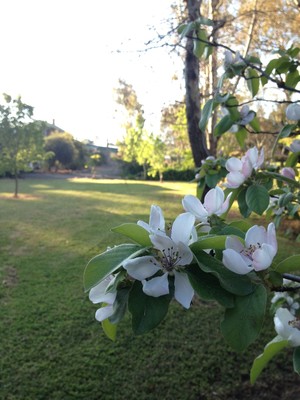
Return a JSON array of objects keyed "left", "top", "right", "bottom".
[
  {"left": 218, "top": 192, "right": 232, "bottom": 215},
  {"left": 241, "top": 156, "right": 253, "bottom": 178},
  {"left": 150, "top": 233, "right": 174, "bottom": 253},
  {"left": 89, "top": 277, "right": 116, "bottom": 304},
  {"left": 95, "top": 305, "right": 114, "bottom": 322},
  {"left": 142, "top": 273, "right": 169, "bottom": 297},
  {"left": 174, "top": 271, "right": 194, "bottom": 309},
  {"left": 182, "top": 195, "right": 208, "bottom": 222},
  {"left": 257, "top": 148, "right": 264, "bottom": 169},
  {"left": 274, "top": 308, "right": 300, "bottom": 347},
  {"left": 252, "top": 244, "right": 275, "bottom": 271},
  {"left": 222, "top": 248, "right": 252, "bottom": 274},
  {"left": 171, "top": 212, "right": 196, "bottom": 245},
  {"left": 149, "top": 205, "right": 165, "bottom": 231},
  {"left": 225, "top": 236, "right": 244, "bottom": 253},
  {"left": 203, "top": 187, "right": 224, "bottom": 215},
  {"left": 245, "top": 147, "right": 258, "bottom": 167},
  {"left": 123, "top": 256, "right": 160, "bottom": 280},
  {"left": 225, "top": 171, "right": 246, "bottom": 188},
  {"left": 290, "top": 139, "right": 300, "bottom": 153},
  {"left": 176, "top": 241, "right": 194, "bottom": 266},
  {"left": 245, "top": 225, "right": 266, "bottom": 248},
  {"left": 225, "top": 157, "right": 242, "bottom": 172},
  {"left": 281, "top": 167, "right": 295, "bottom": 180},
  {"left": 266, "top": 222, "right": 277, "bottom": 255}
]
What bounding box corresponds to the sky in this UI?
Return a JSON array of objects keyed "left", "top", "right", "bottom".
[{"left": 0, "top": 0, "right": 183, "bottom": 146}]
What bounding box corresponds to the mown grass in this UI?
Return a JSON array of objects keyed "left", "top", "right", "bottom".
[{"left": 1, "top": 177, "right": 299, "bottom": 400}]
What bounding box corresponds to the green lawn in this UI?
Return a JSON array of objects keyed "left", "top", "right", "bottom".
[{"left": 1, "top": 177, "right": 299, "bottom": 400}]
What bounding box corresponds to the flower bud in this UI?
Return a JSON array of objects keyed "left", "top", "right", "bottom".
[{"left": 286, "top": 104, "right": 300, "bottom": 120}]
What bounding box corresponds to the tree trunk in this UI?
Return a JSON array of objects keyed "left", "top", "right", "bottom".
[
  {"left": 14, "top": 167, "right": 18, "bottom": 198},
  {"left": 184, "top": 0, "right": 209, "bottom": 167}
]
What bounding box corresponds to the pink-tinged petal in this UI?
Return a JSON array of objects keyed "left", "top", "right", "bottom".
[
  {"left": 225, "top": 236, "right": 244, "bottom": 253},
  {"left": 241, "top": 157, "right": 252, "bottom": 178},
  {"left": 182, "top": 195, "right": 208, "bottom": 221},
  {"left": 281, "top": 167, "right": 295, "bottom": 180},
  {"left": 176, "top": 242, "right": 194, "bottom": 266},
  {"left": 204, "top": 187, "right": 224, "bottom": 215},
  {"left": 218, "top": 192, "right": 232, "bottom": 215},
  {"left": 149, "top": 205, "right": 165, "bottom": 231},
  {"left": 225, "top": 171, "right": 246, "bottom": 188},
  {"left": 252, "top": 244, "right": 274, "bottom": 271},
  {"left": 290, "top": 139, "right": 300, "bottom": 153},
  {"left": 123, "top": 256, "right": 160, "bottom": 280},
  {"left": 174, "top": 271, "right": 194, "bottom": 309},
  {"left": 245, "top": 147, "right": 258, "bottom": 166},
  {"left": 245, "top": 225, "right": 266, "bottom": 248},
  {"left": 150, "top": 233, "right": 174, "bottom": 253},
  {"left": 266, "top": 222, "right": 277, "bottom": 254},
  {"left": 222, "top": 249, "right": 253, "bottom": 274},
  {"left": 142, "top": 273, "right": 169, "bottom": 297},
  {"left": 225, "top": 157, "right": 243, "bottom": 172},
  {"left": 257, "top": 148, "right": 264, "bottom": 169},
  {"left": 95, "top": 305, "right": 114, "bottom": 322},
  {"left": 89, "top": 278, "right": 116, "bottom": 304},
  {"left": 171, "top": 212, "right": 195, "bottom": 245}
]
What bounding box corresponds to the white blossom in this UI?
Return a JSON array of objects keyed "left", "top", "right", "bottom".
[{"left": 222, "top": 223, "right": 277, "bottom": 274}]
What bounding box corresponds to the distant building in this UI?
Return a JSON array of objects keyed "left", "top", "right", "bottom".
[{"left": 44, "top": 119, "right": 64, "bottom": 136}]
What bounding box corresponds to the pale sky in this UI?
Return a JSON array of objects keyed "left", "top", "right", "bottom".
[{"left": 0, "top": 0, "right": 183, "bottom": 146}]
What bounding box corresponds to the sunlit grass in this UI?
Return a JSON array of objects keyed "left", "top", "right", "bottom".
[{"left": 0, "top": 177, "right": 299, "bottom": 400}]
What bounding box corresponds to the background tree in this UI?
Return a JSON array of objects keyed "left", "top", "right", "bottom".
[
  {"left": 0, "top": 94, "right": 46, "bottom": 197},
  {"left": 160, "top": 101, "right": 193, "bottom": 168},
  {"left": 44, "top": 132, "right": 78, "bottom": 170}
]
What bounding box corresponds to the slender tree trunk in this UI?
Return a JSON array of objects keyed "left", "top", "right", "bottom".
[
  {"left": 207, "top": 0, "right": 221, "bottom": 156},
  {"left": 14, "top": 167, "right": 18, "bottom": 198},
  {"left": 232, "top": 0, "right": 258, "bottom": 94},
  {"left": 184, "top": 0, "right": 209, "bottom": 167}
]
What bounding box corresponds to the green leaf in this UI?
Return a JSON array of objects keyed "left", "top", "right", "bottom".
[
  {"left": 214, "top": 93, "right": 231, "bottom": 103},
  {"left": 225, "top": 96, "right": 240, "bottom": 120},
  {"left": 199, "top": 99, "right": 215, "bottom": 131},
  {"left": 193, "top": 28, "right": 207, "bottom": 58},
  {"left": 236, "top": 127, "right": 247, "bottom": 148},
  {"left": 83, "top": 244, "right": 143, "bottom": 291},
  {"left": 286, "top": 152, "right": 300, "bottom": 168},
  {"left": 178, "top": 21, "right": 195, "bottom": 38},
  {"left": 251, "top": 336, "right": 289, "bottom": 383},
  {"left": 275, "top": 255, "right": 300, "bottom": 273},
  {"left": 249, "top": 116, "right": 260, "bottom": 132},
  {"left": 221, "top": 285, "right": 267, "bottom": 352},
  {"left": 278, "top": 124, "right": 297, "bottom": 139},
  {"left": 111, "top": 223, "right": 152, "bottom": 246},
  {"left": 190, "top": 235, "right": 226, "bottom": 251},
  {"left": 238, "top": 187, "right": 252, "bottom": 218},
  {"left": 109, "top": 287, "right": 130, "bottom": 324},
  {"left": 286, "top": 70, "right": 300, "bottom": 89},
  {"left": 191, "top": 249, "right": 255, "bottom": 296},
  {"left": 128, "top": 281, "right": 171, "bottom": 334},
  {"left": 101, "top": 318, "right": 117, "bottom": 341},
  {"left": 293, "top": 347, "right": 300, "bottom": 375},
  {"left": 214, "top": 115, "right": 234, "bottom": 137},
  {"left": 228, "top": 219, "right": 252, "bottom": 233},
  {"left": 187, "top": 264, "right": 234, "bottom": 308},
  {"left": 247, "top": 68, "right": 260, "bottom": 97},
  {"left": 246, "top": 185, "right": 269, "bottom": 215},
  {"left": 196, "top": 16, "right": 214, "bottom": 26}
]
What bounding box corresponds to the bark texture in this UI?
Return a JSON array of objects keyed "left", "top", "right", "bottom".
[{"left": 184, "top": 0, "right": 209, "bottom": 167}]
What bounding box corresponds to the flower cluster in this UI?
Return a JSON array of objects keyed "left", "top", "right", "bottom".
[
  {"left": 124, "top": 211, "right": 196, "bottom": 309},
  {"left": 225, "top": 146, "right": 264, "bottom": 188}
]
